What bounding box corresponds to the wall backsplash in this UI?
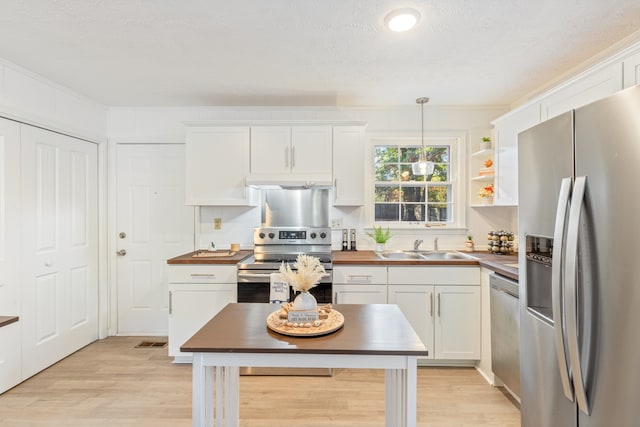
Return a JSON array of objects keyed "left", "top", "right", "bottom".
[{"left": 198, "top": 202, "right": 517, "bottom": 253}]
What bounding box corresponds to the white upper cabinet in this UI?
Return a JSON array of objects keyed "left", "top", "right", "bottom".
[
  {"left": 185, "top": 126, "right": 257, "bottom": 206},
  {"left": 249, "top": 125, "right": 332, "bottom": 185},
  {"left": 332, "top": 126, "right": 365, "bottom": 206},
  {"left": 623, "top": 50, "right": 640, "bottom": 89},
  {"left": 540, "top": 63, "right": 623, "bottom": 121}
]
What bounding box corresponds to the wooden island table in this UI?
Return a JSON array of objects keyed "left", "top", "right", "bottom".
[{"left": 181, "top": 303, "right": 428, "bottom": 427}]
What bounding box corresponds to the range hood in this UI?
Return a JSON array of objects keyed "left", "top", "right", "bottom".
[{"left": 246, "top": 173, "right": 333, "bottom": 189}]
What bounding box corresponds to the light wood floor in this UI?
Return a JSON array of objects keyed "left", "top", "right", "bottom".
[{"left": 0, "top": 337, "right": 520, "bottom": 426}]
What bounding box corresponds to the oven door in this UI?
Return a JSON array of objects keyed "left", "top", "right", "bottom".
[{"left": 237, "top": 270, "right": 332, "bottom": 304}]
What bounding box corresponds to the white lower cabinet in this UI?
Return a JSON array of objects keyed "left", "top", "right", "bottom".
[
  {"left": 168, "top": 265, "right": 237, "bottom": 363},
  {"left": 388, "top": 266, "right": 481, "bottom": 361},
  {"left": 333, "top": 266, "right": 387, "bottom": 304},
  {"left": 0, "top": 322, "right": 21, "bottom": 394}
]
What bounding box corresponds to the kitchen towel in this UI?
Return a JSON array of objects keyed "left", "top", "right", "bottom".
[{"left": 269, "top": 273, "right": 289, "bottom": 304}]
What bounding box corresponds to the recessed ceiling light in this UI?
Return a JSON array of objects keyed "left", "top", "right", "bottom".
[{"left": 384, "top": 8, "right": 421, "bottom": 32}]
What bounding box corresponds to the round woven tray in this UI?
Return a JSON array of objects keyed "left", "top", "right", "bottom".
[{"left": 266, "top": 309, "right": 344, "bottom": 337}]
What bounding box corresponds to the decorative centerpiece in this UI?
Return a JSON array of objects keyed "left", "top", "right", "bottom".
[
  {"left": 267, "top": 254, "right": 345, "bottom": 337},
  {"left": 278, "top": 255, "right": 325, "bottom": 321}
]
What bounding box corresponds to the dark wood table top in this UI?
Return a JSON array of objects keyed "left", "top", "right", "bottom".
[{"left": 181, "top": 303, "right": 428, "bottom": 357}]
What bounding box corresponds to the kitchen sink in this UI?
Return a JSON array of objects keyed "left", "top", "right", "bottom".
[
  {"left": 420, "top": 251, "right": 472, "bottom": 260},
  {"left": 376, "top": 250, "right": 474, "bottom": 261},
  {"left": 376, "top": 250, "right": 425, "bottom": 260}
]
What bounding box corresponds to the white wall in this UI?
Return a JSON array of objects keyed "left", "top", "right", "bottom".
[{"left": 108, "top": 105, "right": 515, "bottom": 252}]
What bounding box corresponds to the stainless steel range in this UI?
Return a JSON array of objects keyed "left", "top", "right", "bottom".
[
  {"left": 237, "top": 188, "right": 333, "bottom": 376},
  {"left": 237, "top": 226, "right": 333, "bottom": 304}
]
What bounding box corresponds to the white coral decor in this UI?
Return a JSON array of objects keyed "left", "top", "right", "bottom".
[{"left": 278, "top": 254, "right": 325, "bottom": 293}]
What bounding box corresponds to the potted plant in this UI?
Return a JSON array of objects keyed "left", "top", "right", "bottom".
[
  {"left": 480, "top": 136, "right": 492, "bottom": 150},
  {"left": 367, "top": 226, "right": 392, "bottom": 252},
  {"left": 464, "top": 235, "right": 475, "bottom": 252}
]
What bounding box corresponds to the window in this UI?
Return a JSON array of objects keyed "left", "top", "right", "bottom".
[{"left": 373, "top": 138, "right": 458, "bottom": 225}]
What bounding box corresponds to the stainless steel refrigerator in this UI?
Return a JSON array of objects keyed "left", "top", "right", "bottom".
[{"left": 518, "top": 84, "right": 640, "bottom": 427}]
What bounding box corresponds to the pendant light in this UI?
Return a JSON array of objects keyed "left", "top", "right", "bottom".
[{"left": 411, "top": 97, "right": 435, "bottom": 176}]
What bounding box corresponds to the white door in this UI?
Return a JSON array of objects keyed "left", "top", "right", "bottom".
[
  {"left": 0, "top": 118, "right": 20, "bottom": 316},
  {"left": 116, "top": 144, "right": 194, "bottom": 335},
  {"left": 21, "top": 125, "right": 99, "bottom": 379}
]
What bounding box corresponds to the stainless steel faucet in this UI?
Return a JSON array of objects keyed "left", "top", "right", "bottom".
[
  {"left": 413, "top": 239, "right": 423, "bottom": 250},
  {"left": 434, "top": 237, "right": 439, "bottom": 251}
]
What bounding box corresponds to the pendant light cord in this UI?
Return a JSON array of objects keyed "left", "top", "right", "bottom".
[{"left": 416, "top": 97, "right": 429, "bottom": 162}]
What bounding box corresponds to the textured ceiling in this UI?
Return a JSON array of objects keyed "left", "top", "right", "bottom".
[{"left": 0, "top": 0, "right": 639, "bottom": 107}]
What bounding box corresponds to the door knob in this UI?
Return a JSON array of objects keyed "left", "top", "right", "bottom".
[
  {"left": 117, "top": 249, "right": 127, "bottom": 256},
  {"left": 119, "top": 232, "right": 126, "bottom": 239}
]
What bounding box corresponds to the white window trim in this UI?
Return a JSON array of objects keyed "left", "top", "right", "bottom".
[{"left": 366, "top": 131, "right": 467, "bottom": 230}]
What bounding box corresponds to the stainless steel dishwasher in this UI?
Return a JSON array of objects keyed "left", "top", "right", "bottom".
[{"left": 490, "top": 272, "right": 520, "bottom": 400}]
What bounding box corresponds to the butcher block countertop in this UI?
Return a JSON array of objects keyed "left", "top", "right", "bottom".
[
  {"left": 332, "top": 250, "right": 519, "bottom": 281},
  {"left": 0, "top": 316, "right": 19, "bottom": 328},
  {"left": 167, "top": 250, "right": 252, "bottom": 265}
]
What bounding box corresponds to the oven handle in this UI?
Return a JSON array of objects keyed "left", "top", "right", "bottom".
[{"left": 238, "top": 273, "right": 274, "bottom": 279}]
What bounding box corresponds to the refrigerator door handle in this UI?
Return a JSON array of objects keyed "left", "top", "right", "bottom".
[
  {"left": 565, "top": 175, "right": 590, "bottom": 415},
  {"left": 552, "top": 177, "right": 574, "bottom": 402}
]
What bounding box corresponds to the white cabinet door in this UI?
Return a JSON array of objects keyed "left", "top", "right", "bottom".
[
  {"left": 540, "top": 63, "right": 623, "bottom": 121},
  {"left": 168, "top": 283, "right": 236, "bottom": 362},
  {"left": 250, "top": 125, "right": 332, "bottom": 180},
  {"left": 290, "top": 125, "right": 332, "bottom": 176},
  {"left": 0, "top": 322, "right": 21, "bottom": 393},
  {"left": 21, "top": 125, "right": 99, "bottom": 379},
  {"left": 185, "top": 126, "right": 256, "bottom": 206},
  {"left": 623, "top": 50, "right": 640, "bottom": 88},
  {"left": 333, "top": 284, "right": 387, "bottom": 304},
  {"left": 434, "top": 285, "right": 481, "bottom": 360},
  {"left": 332, "top": 126, "right": 365, "bottom": 206},
  {"left": 250, "top": 126, "right": 291, "bottom": 175},
  {"left": 388, "top": 285, "right": 434, "bottom": 359},
  {"left": 0, "top": 118, "right": 20, "bottom": 317}
]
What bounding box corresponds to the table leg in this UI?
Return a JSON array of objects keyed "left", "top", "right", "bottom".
[
  {"left": 385, "top": 357, "right": 418, "bottom": 427},
  {"left": 192, "top": 353, "right": 214, "bottom": 427}
]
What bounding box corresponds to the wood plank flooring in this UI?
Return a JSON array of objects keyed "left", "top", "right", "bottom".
[{"left": 0, "top": 337, "right": 520, "bottom": 426}]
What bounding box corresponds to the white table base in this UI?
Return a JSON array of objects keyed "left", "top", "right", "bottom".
[{"left": 191, "top": 352, "right": 418, "bottom": 427}]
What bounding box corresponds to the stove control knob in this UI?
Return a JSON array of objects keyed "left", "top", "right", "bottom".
[
  {"left": 258, "top": 232, "right": 265, "bottom": 239},
  {"left": 310, "top": 232, "right": 317, "bottom": 239},
  {"left": 320, "top": 232, "right": 327, "bottom": 239},
  {"left": 268, "top": 232, "right": 275, "bottom": 239}
]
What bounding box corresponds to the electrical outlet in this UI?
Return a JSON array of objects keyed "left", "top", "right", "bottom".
[
  {"left": 214, "top": 218, "right": 222, "bottom": 230},
  {"left": 330, "top": 218, "right": 342, "bottom": 229}
]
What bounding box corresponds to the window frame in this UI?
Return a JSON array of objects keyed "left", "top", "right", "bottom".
[{"left": 367, "top": 132, "right": 467, "bottom": 230}]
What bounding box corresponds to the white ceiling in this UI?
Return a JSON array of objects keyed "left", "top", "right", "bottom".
[{"left": 0, "top": 0, "right": 639, "bottom": 108}]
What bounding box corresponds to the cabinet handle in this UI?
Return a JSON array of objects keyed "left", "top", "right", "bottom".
[
  {"left": 284, "top": 146, "right": 289, "bottom": 168},
  {"left": 334, "top": 292, "right": 338, "bottom": 304},
  {"left": 430, "top": 293, "right": 434, "bottom": 317},
  {"left": 437, "top": 293, "right": 441, "bottom": 317},
  {"left": 190, "top": 273, "right": 216, "bottom": 278},
  {"left": 334, "top": 178, "right": 338, "bottom": 199},
  {"left": 169, "top": 291, "right": 172, "bottom": 315},
  {"left": 291, "top": 146, "right": 295, "bottom": 168},
  {"left": 347, "top": 275, "right": 372, "bottom": 282}
]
